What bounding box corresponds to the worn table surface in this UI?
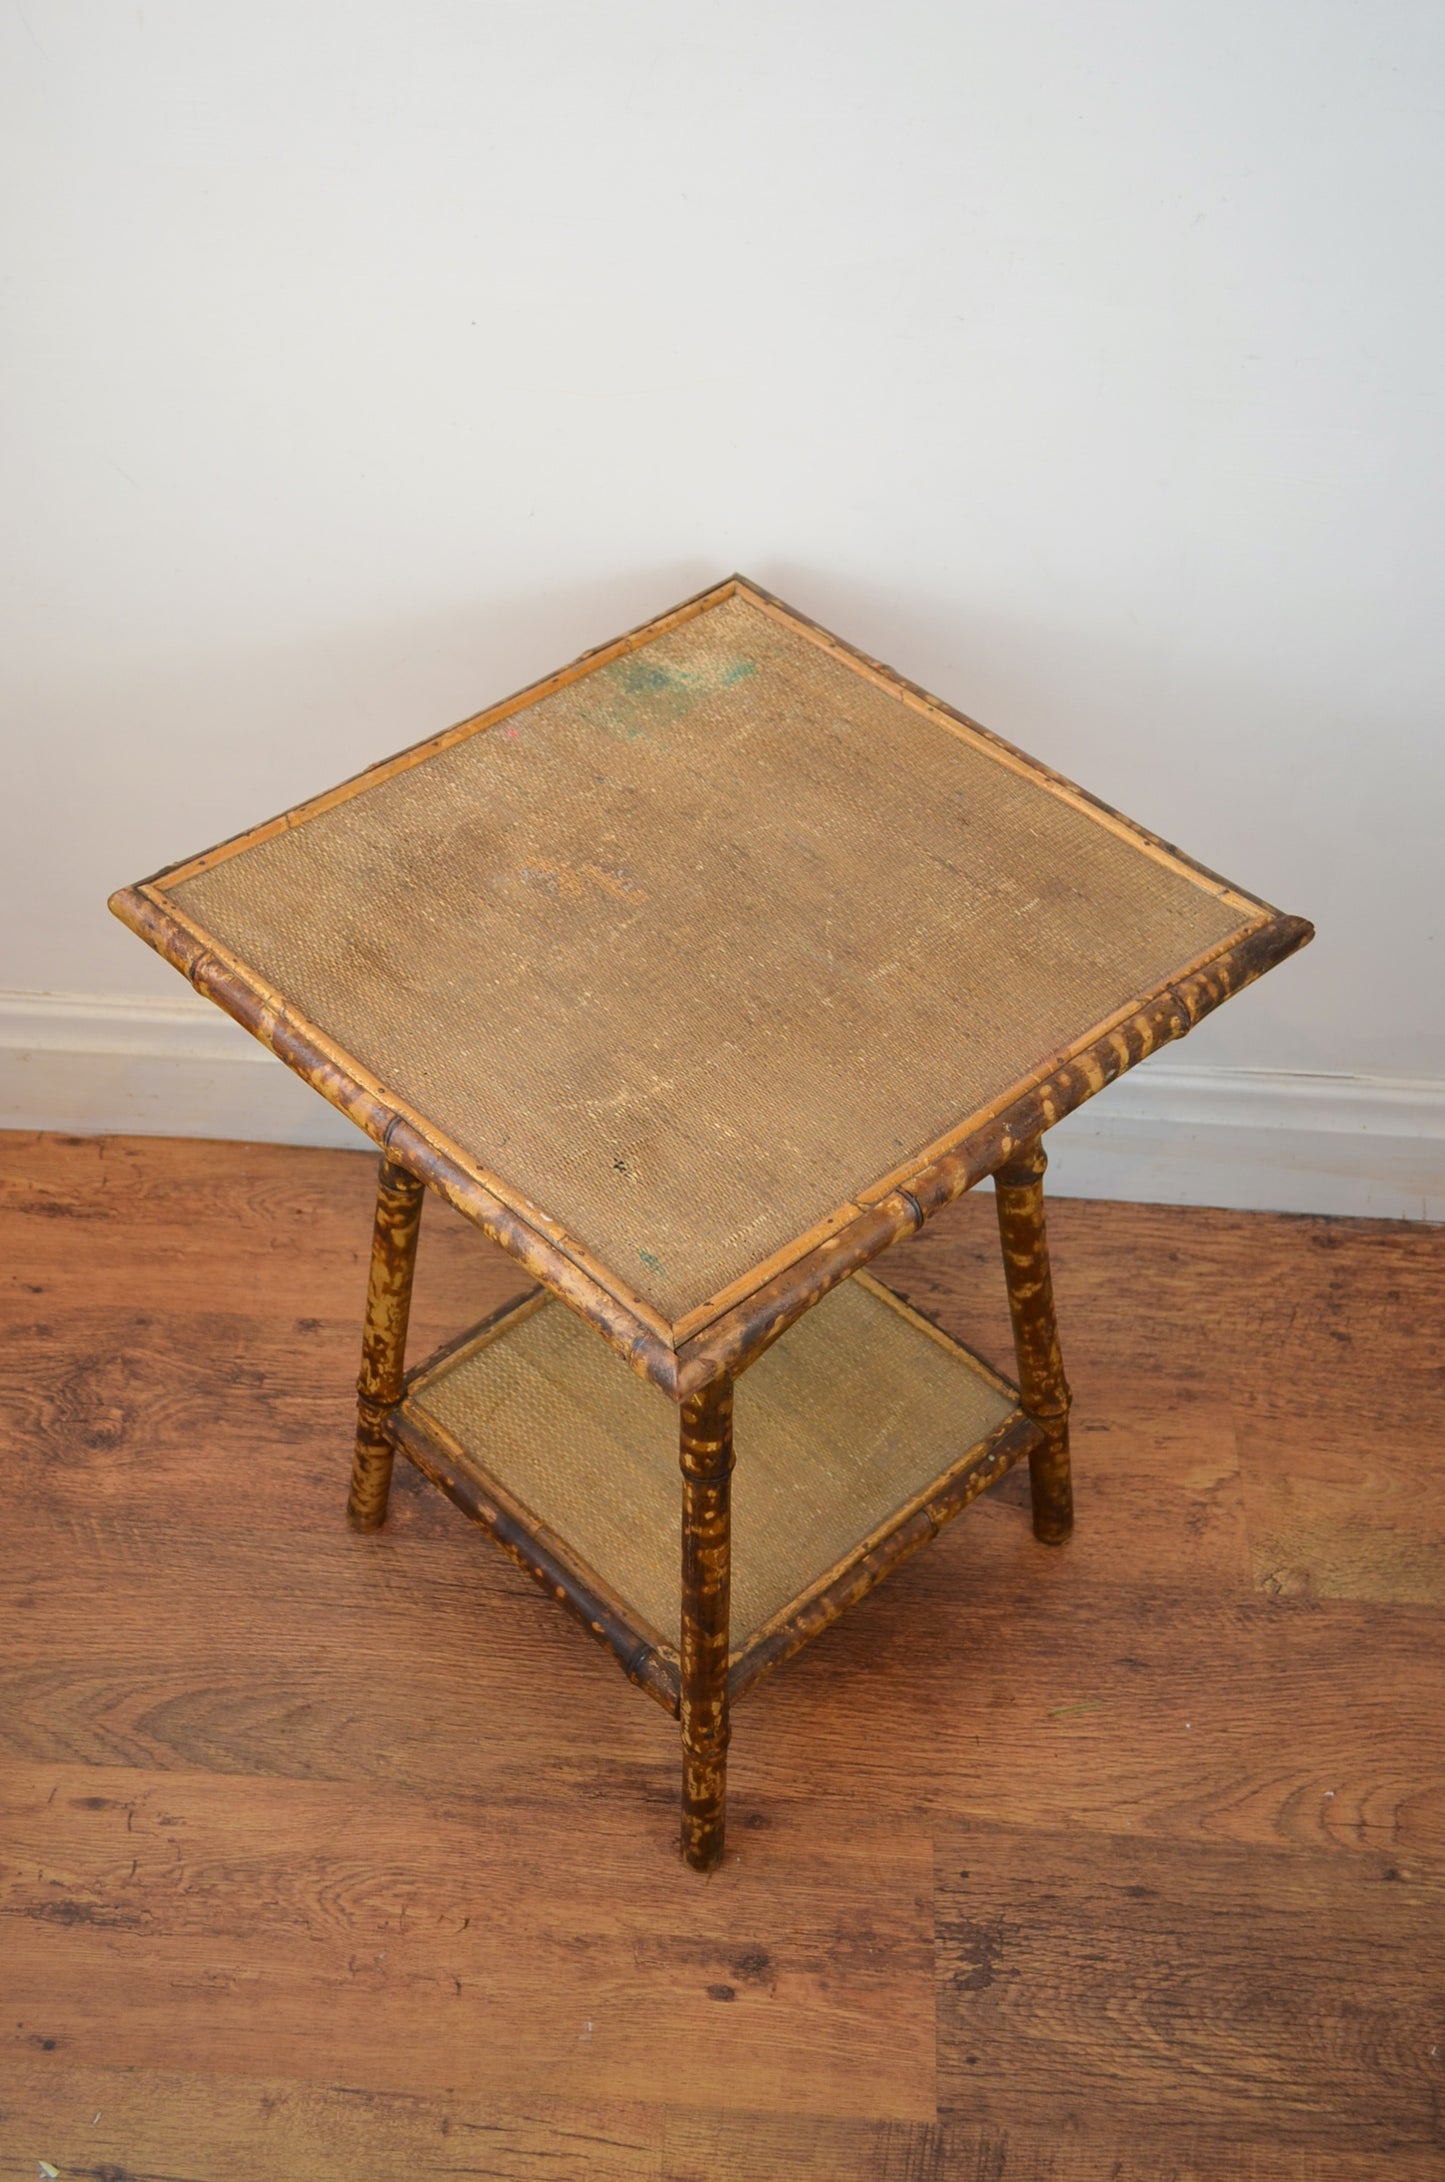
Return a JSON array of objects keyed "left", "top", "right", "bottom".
[{"left": 112, "top": 580, "right": 1290, "bottom": 1354}]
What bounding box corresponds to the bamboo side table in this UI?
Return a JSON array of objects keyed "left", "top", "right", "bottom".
[{"left": 111, "top": 576, "right": 1311, "bottom": 1871}]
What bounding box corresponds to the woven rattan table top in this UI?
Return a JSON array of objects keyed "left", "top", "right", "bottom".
[{"left": 112, "top": 577, "right": 1310, "bottom": 1391}]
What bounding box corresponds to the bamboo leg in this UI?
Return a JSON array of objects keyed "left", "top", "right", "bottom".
[
  {"left": 993, "top": 1137, "right": 1074, "bottom": 1544},
  {"left": 347, "top": 1154, "right": 425, "bottom": 1532},
  {"left": 679, "top": 1374, "right": 734, "bottom": 1872}
]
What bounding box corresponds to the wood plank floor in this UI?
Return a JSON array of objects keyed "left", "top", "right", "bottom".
[{"left": 1, "top": 1128, "right": 1442, "bottom": 2181}]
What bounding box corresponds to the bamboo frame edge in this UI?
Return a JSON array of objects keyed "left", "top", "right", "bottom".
[{"left": 402, "top": 1287, "right": 552, "bottom": 1394}]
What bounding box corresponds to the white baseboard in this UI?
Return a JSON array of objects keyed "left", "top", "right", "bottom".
[
  {"left": 0, "top": 990, "right": 368, "bottom": 1153},
  {"left": 2, "top": 990, "right": 1441, "bottom": 1221},
  {"left": 1043, "top": 1065, "right": 1444, "bottom": 1222}
]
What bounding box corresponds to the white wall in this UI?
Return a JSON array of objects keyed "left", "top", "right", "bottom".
[{"left": 3, "top": 2, "right": 1442, "bottom": 1214}]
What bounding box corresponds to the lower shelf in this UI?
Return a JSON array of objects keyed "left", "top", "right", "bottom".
[{"left": 385, "top": 1270, "right": 1042, "bottom": 1712}]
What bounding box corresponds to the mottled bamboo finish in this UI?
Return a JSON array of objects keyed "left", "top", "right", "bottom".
[
  {"left": 993, "top": 1138, "right": 1073, "bottom": 1544},
  {"left": 679, "top": 1376, "right": 734, "bottom": 1871},
  {"left": 347, "top": 1155, "right": 425, "bottom": 1531}
]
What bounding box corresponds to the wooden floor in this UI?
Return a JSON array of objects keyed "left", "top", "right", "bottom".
[{"left": 1, "top": 1130, "right": 1442, "bottom": 2181}]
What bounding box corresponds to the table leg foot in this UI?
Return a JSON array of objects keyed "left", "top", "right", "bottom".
[
  {"left": 682, "top": 1742, "right": 728, "bottom": 1873},
  {"left": 348, "top": 1401, "right": 396, "bottom": 1533},
  {"left": 1028, "top": 1416, "right": 1075, "bottom": 1545}
]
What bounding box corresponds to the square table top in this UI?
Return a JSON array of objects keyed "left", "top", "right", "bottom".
[{"left": 112, "top": 576, "right": 1310, "bottom": 1397}]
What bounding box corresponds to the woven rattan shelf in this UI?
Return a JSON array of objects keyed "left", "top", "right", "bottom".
[
  {"left": 110, "top": 573, "right": 1312, "bottom": 1869},
  {"left": 387, "top": 1271, "right": 1042, "bottom": 1711}
]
